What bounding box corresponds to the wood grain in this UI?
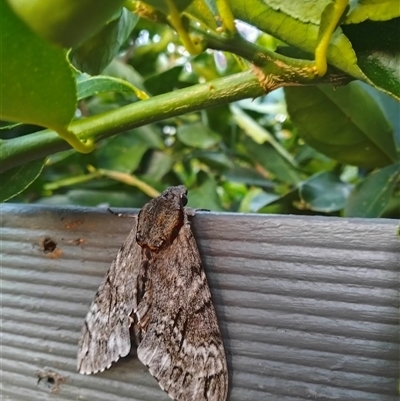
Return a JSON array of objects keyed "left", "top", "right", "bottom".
[{"left": 1, "top": 203, "right": 399, "bottom": 401}]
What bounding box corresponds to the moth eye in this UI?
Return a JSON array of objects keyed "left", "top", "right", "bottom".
[{"left": 181, "top": 193, "right": 188, "bottom": 206}]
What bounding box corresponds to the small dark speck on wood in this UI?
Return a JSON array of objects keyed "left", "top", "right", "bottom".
[
  {"left": 42, "top": 237, "right": 57, "bottom": 253},
  {"left": 36, "top": 369, "right": 66, "bottom": 393}
]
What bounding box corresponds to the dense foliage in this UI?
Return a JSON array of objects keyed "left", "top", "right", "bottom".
[{"left": 1, "top": 0, "right": 399, "bottom": 217}]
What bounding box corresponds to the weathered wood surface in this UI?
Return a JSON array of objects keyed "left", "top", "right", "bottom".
[{"left": 1, "top": 203, "right": 399, "bottom": 401}]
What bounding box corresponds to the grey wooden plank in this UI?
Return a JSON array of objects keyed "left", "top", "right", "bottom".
[{"left": 0, "top": 203, "right": 399, "bottom": 401}]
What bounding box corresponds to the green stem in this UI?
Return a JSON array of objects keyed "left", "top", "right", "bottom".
[
  {"left": 196, "top": 25, "right": 315, "bottom": 72},
  {"left": 165, "top": 0, "right": 202, "bottom": 54},
  {"left": 96, "top": 168, "right": 160, "bottom": 198},
  {"left": 315, "top": 0, "right": 349, "bottom": 76},
  {"left": 53, "top": 125, "right": 95, "bottom": 153},
  {"left": 1, "top": 47, "right": 352, "bottom": 174},
  {"left": 194, "top": 25, "right": 351, "bottom": 87},
  {"left": 1, "top": 15, "right": 354, "bottom": 176},
  {"left": 1, "top": 70, "right": 264, "bottom": 173},
  {"left": 44, "top": 172, "right": 99, "bottom": 191}
]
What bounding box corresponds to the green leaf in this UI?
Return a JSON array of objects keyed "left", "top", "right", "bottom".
[
  {"left": 346, "top": 0, "right": 400, "bottom": 24},
  {"left": 239, "top": 188, "right": 279, "bottom": 212},
  {"left": 344, "top": 163, "right": 400, "bottom": 217},
  {"left": 242, "top": 137, "right": 302, "bottom": 185},
  {"left": 144, "top": 66, "right": 184, "bottom": 95},
  {"left": 177, "top": 123, "right": 221, "bottom": 149},
  {"left": 285, "top": 82, "right": 397, "bottom": 168},
  {"left": 232, "top": 1, "right": 398, "bottom": 97},
  {"left": 247, "top": 0, "right": 331, "bottom": 24},
  {"left": 103, "top": 59, "right": 147, "bottom": 91},
  {"left": 256, "top": 187, "right": 301, "bottom": 214},
  {"left": 225, "top": 166, "right": 274, "bottom": 188},
  {"left": 231, "top": 104, "right": 298, "bottom": 167},
  {"left": 76, "top": 73, "right": 145, "bottom": 100},
  {"left": 357, "top": 82, "right": 400, "bottom": 149},
  {"left": 230, "top": 0, "right": 364, "bottom": 80},
  {"left": 70, "top": 8, "right": 139, "bottom": 74},
  {"left": 1, "top": 2, "right": 76, "bottom": 129},
  {"left": 185, "top": 0, "right": 218, "bottom": 30},
  {"left": 299, "top": 171, "right": 353, "bottom": 212},
  {"left": 142, "top": 0, "right": 194, "bottom": 15},
  {"left": 8, "top": 0, "right": 126, "bottom": 48},
  {"left": 356, "top": 50, "right": 400, "bottom": 100},
  {"left": 342, "top": 19, "right": 400, "bottom": 99},
  {"left": 231, "top": 104, "right": 276, "bottom": 144},
  {"left": 95, "top": 126, "right": 163, "bottom": 172},
  {"left": 187, "top": 176, "right": 223, "bottom": 210},
  {"left": 1, "top": 159, "right": 45, "bottom": 202},
  {"left": 194, "top": 151, "right": 233, "bottom": 170},
  {"left": 142, "top": 151, "right": 174, "bottom": 181}
]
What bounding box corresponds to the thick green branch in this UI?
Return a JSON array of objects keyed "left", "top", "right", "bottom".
[
  {"left": 1, "top": 70, "right": 263, "bottom": 173},
  {"left": 1, "top": 55, "right": 351, "bottom": 173}
]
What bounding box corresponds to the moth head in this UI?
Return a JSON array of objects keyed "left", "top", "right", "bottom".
[{"left": 136, "top": 185, "right": 187, "bottom": 251}]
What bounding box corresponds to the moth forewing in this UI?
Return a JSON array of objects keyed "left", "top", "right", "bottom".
[
  {"left": 77, "top": 226, "right": 141, "bottom": 374},
  {"left": 77, "top": 186, "right": 228, "bottom": 401}
]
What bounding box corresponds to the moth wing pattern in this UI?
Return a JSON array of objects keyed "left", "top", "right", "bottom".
[
  {"left": 77, "top": 186, "right": 228, "bottom": 401},
  {"left": 77, "top": 224, "right": 142, "bottom": 374},
  {"left": 136, "top": 212, "right": 228, "bottom": 401}
]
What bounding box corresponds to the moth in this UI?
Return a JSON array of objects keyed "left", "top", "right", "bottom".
[{"left": 77, "top": 185, "right": 228, "bottom": 401}]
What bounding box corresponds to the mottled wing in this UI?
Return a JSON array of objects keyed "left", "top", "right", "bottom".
[
  {"left": 77, "top": 225, "right": 143, "bottom": 374},
  {"left": 135, "top": 216, "right": 228, "bottom": 401}
]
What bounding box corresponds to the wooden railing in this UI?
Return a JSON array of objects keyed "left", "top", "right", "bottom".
[{"left": 1, "top": 203, "right": 399, "bottom": 400}]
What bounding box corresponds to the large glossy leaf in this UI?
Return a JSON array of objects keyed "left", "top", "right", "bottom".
[
  {"left": 8, "top": 0, "right": 126, "bottom": 48},
  {"left": 342, "top": 19, "right": 400, "bottom": 99},
  {"left": 70, "top": 8, "right": 139, "bottom": 75},
  {"left": 285, "top": 82, "right": 397, "bottom": 168},
  {"left": 231, "top": 0, "right": 399, "bottom": 98},
  {"left": 1, "top": 2, "right": 76, "bottom": 129},
  {"left": 344, "top": 163, "right": 400, "bottom": 217},
  {"left": 357, "top": 50, "right": 400, "bottom": 100},
  {"left": 0, "top": 158, "right": 45, "bottom": 202},
  {"left": 299, "top": 171, "right": 353, "bottom": 213},
  {"left": 230, "top": 0, "right": 363, "bottom": 80},
  {"left": 248, "top": 0, "right": 330, "bottom": 24},
  {"left": 346, "top": 0, "right": 400, "bottom": 24},
  {"left": 357, "top": 82, "right": 400, "bottom": 150}
]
